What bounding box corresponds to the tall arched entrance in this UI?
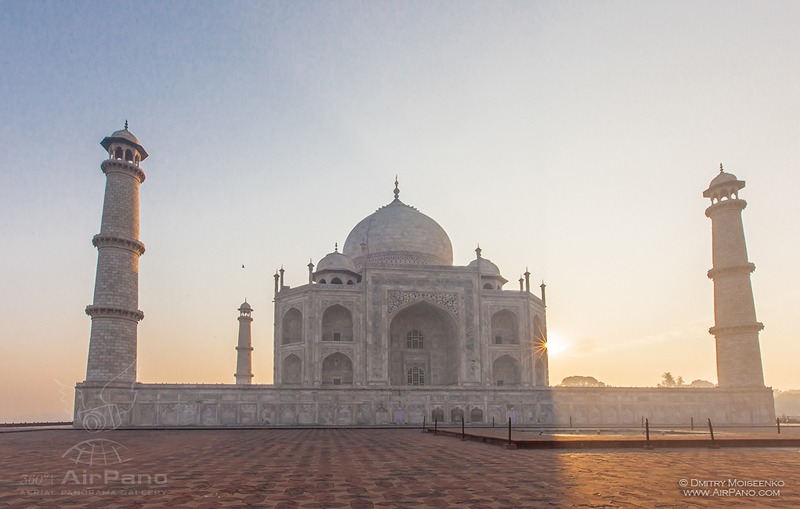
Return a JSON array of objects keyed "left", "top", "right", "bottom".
[{"left": 389, "top": 301, "right": 459, "bottom": 385}]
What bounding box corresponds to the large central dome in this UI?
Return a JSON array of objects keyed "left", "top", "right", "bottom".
[{"left": 342, "top": 184, "right": 453, "bottom": 267}]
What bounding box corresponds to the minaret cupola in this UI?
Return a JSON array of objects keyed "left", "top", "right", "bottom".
[{"left": 101, "top": 120, "right": 148, "bottom": 166}]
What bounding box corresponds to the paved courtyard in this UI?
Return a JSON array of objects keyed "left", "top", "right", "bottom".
[{"left": 1, "top": 428, "right": 798, "bottom": 508}]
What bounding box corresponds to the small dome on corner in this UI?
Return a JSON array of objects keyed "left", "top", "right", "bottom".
[
  {"left": 468, "top": 257, "right": 502, "bottom": 277},
  {"left": 239, "top": 301, "right": 252, "bottom": 311},
  {"left": 316, "top": 251, "right": 358, "bottom": 274}
]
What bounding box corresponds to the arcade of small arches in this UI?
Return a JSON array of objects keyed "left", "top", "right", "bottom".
[
  {"left": 707, "top": 190, "right": 740, "bottom": 204},
  {"left": 317, "top": 277, "right": 356, "bottom": 285},
  {"left": 107, "top": 145, "right": 142, "bottom": 166}
]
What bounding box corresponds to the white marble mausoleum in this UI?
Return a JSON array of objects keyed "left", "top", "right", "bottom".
[{"left": 74, "top": 126, "right": 775, "bottom": 429}]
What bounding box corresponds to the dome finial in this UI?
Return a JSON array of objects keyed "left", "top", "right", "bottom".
[
  {"left": 124, "top": 119, "right": 128, "bottom": 131},
  {"left": 393, "top": 176, "right": 400, "bottom": 200},
  {"left": 334, "top": 242, "right": 338, "bottom": 253},
  {"left": 720, "top": 163, "right": 724, "bottom": 173},
  {"left": 475, "top": 244, "right": 482, "bottom": 259}
]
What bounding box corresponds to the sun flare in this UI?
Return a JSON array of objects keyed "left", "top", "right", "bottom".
[{"left": 545, "top": 330, "right": 568, "bottom": 355}]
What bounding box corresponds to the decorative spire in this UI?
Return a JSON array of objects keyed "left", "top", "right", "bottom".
[
  {"left": 720, "top": 163, "right": 724, "bottom": 173},
  {"left": 475, "top": 245, "right": 482, "bottom": 259},
  {"left": 334, "top": 242, "right": 338, "bottom": 253},
  {"left": 393, "top": 176, "right": 400, "bottom": 200},
  {"left": 124, "top": 119, "right": 128, "bottom": 131}
]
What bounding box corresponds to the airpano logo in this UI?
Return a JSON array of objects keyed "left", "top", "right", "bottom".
[
  {"left": 61, "top": 438, "right": 168, "bottom": 488},
  {"left": 58, "top": 438, "right": 167, "bottom": 496},
  {"left": 18, "top": 438, "right": 168, "bottom": 497},
  {"left": 61, "top": 438, "right": 166, "bottom": 486}
]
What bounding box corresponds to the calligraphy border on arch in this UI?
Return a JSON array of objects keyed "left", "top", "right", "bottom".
[{"left": 387, "top": 290, "right": 459, "bottom": 317}]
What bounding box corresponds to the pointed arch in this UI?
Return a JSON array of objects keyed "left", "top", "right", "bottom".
[
  {"left": 470, "top": 407, "right": 484, "bottom": 423},
  {"left": 493, "top": 355, "right": 521, "bottom": 386},
  {"left": 322, "top": 304, "right": 353, "bottom": 342},
  {"left": 281, "top": 308, "right": 303, "bottom": 344},
  {"left": 321, "top": 352, "right": 353, "bottom": 385},
  {"left": 491, "top": 309, "right": 519, "bottom": 345},
  {"left": 389, "top": 301, "right": 458, "bottom": 385},
  {"left": 282, "top": 354, "right": 302, "bottom": 384}
]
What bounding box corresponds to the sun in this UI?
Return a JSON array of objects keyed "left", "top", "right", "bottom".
[{"left": 544, "top": 330, "right": 569, "bottom": 355}]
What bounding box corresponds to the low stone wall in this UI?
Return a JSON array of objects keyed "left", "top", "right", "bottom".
[{"left": 73, "top": 383, "right": 775, "bottom": 429}]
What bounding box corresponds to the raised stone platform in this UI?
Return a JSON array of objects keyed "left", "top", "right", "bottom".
[{"left": 73, "top": 383, "right": 775, "bottom": 429}]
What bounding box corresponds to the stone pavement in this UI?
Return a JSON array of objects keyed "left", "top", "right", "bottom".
[{"left": 1, "top": 429, "right": 798, "bottom": 508}]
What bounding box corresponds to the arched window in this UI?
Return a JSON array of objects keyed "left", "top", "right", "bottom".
[
  {"left": 493, "top": 355, "right": 521, "bottom": 386},
  {"left": 407, "top": 366, "right": 425, "bottom": 386},
  {"left": 124, "top": 149, "right": 133, "bottom": 162},
  {"left": 470, "top": 407, "right": 484, "bottom": 423},
  {"left": 282, "top": 354, "right": 302, "bottom": 384},
  {"left": 114, "top": 147, "right": 123, "bottom": 159},
  {"left": 483, "top": 283, "right": 494, "bottom": 290},
  {"left": 318, "top": 279, "right": 326, "bottom": 284},
  {"left": 321, "top": 352, "right": 353, "bottom": 385},
  {"left": 491, "top": 309, "right": 519, "bottom": 345},
  {"left": 322, "top": 304, "right": 353, "bottom": 342},
  {"left": 346, "top": 280, "right": 354, "bottom": 285},
  {"left": 331, "top": 277, "right": 342, "bottom": 284},
  {"left": 406, "top": 330, "right": 423, "bottom": 349},
  {"left": 281, "top": 308, "right": 303, "bottom": 345}
]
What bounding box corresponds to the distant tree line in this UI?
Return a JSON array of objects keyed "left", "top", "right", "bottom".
[
  {"left": 659, "top": 372, "right": 714, "bottom": 388},
  {"left": 558, "top": 373, "right": 716, "bottom": 388},
  {"left": 559, "top": 375, "right": 606, "bottom": 387}
]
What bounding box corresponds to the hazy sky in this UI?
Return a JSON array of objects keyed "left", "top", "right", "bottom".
[{"left": 1, "top": 1, "right": 798, "bottom": 422}]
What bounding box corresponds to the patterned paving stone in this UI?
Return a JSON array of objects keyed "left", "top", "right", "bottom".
[{"left": 0, "top": 429, "right": 798, "bottom": 508}]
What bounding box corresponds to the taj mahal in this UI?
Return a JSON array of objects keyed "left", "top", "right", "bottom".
[{"left": 74, "top": 125, "right": 775, "bottom": 429}]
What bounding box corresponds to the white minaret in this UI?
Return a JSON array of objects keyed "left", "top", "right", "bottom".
[
  {"left": 235, "top": 301, "right": 254, "bottom": 384},
  {"left": 85, "top": 122, "right": 147, "bottom": 384},
  {"left": 703, "top": 164, "right": 765, "bottom": 387}
]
